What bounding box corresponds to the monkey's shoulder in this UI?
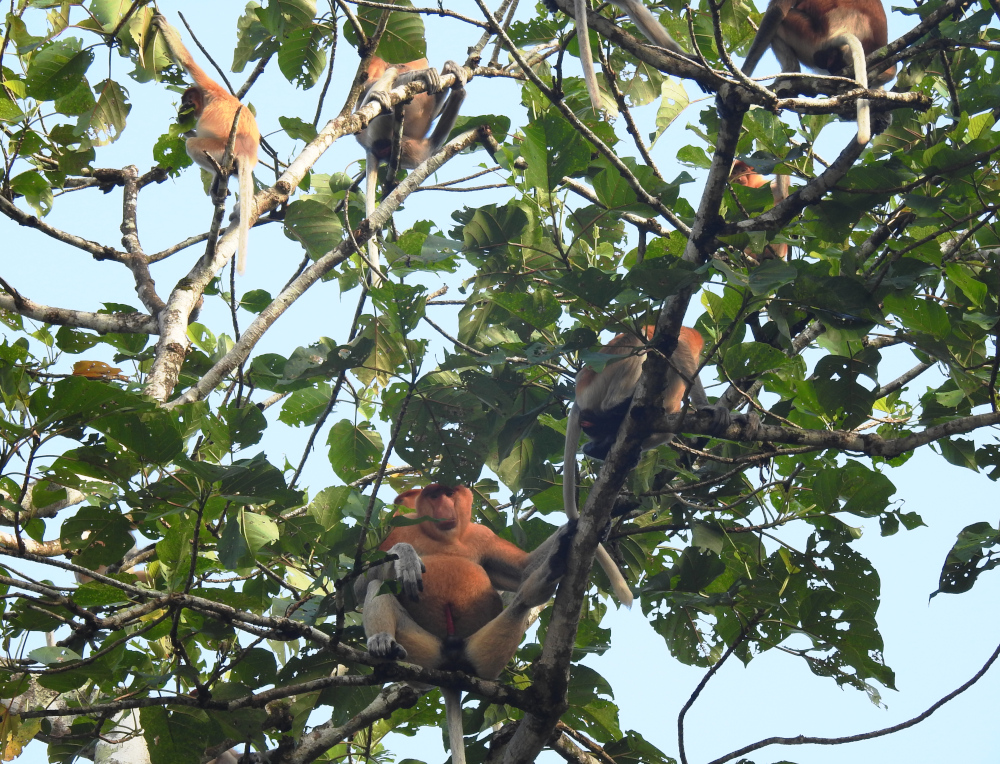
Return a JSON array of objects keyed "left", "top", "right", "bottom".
[{"left": 461, "top": 524, "right": 528, "bottom": 562}]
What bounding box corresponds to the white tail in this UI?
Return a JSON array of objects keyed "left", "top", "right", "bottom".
[
  {"left": 365, "top": 153, "right": 384, "bottom": 288},
  {"left": 236, "top": 159, "right": 254, "bottom": 275},
  {"left": 833, "top": 33, "right": 871, "bottom": 144},
  {"left": 564, "top": 404, "right": 634, "bottom": 607},
  {"left": 442, "top": 688, "right": 467, "bottom": 764},
  {"left": 574, "top": 0, "right": 602, "bottom": 112}
]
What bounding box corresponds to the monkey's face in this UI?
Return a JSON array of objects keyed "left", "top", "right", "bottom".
[
  {"left": 731, "top": 161, "right": 767, "bottom": 190},
  {"left": 178, "top": 87, "right": 202, "bottom": 126},
  {"left": 415, "top": 484, "right": 472, "bottom": 537}
]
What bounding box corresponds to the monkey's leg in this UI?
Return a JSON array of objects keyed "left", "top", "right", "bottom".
[
  {"left": 769, "top": 36, "right": 802, "bottom": 98},
  {"left": 463, "top": 533, "right": 574, "bottom": 679},
  {"left": 742, "top": 1, "right": 792, "bottom": 75},
  {"left": 363, "top": 592, "right": 444, "bottom": 666}
]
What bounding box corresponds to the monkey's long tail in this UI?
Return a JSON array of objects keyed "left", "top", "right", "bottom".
[
  {"left": 608, "top": 0, "right": 688, "bottom": 57},
  {"left": 574, "top": 0, "right": 603, "bottom": 113},
  {"left": 442, "top": 688, "right": 467, "bottom": 764},
  {"left": 833, "top": 33, "right": 871, "bottom": 144},
  {"left": 364, "top": 152, "right": 384, "bottom": 288},
  {"left": 564, "top": 405, "right": 635, "bottom": 608},
  {"left": 237, "top": 159, "right": 254, "bottom": 275}
]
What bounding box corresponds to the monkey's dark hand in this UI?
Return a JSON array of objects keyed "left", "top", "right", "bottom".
[
  {"left": 541, "top": 0, "right": 560, "bottom": 12},
  {"left": 387, "top": 542, "right": 425, "bottom": 601},
  {"left": 698, "top": 405, "right": 761, "bottom": 439},
  {"left": 368, "top": 632, "right": 408, "bottom": 660},
  {"left": 697, "top": 403, "right": 733, "bottom": 435}
]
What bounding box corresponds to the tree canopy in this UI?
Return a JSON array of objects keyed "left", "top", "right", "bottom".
[{"left": 0, "top": 1, "right": 999, "bottom": 763}]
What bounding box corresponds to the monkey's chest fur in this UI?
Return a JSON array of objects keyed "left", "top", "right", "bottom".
[{"left": 400, "top": 555, "right": 503, "bottom": 640}]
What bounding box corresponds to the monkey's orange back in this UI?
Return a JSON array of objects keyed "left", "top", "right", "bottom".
[{"left": 401, "top": 555, "right": 503, "bottom": 640}]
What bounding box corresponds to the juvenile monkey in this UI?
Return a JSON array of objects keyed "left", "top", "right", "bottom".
[
  {"left": 730, "top": 159, "right": 791, "bottom": 260},
  {"left": 355, "top": 57, "right": 466, "bottom": 287},
  {"left": 153, "top": 14, "right": 260, "bottom": 274},
  {"left": 564, "top": 326, "right": 730, "bottom": 607},
  {"left": 357, "top": 484, "right": 575, "bottom": 764},
  {"left": 544, "top": 0, "right": 688, "bottom": 112},
  {"left": 741, "top": 0, "right": 895, "bottom": 144}
]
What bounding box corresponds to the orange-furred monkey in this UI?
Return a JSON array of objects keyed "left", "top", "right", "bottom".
[
  {"left": 741, "top": 0, "right": 895, "bottom": 144},
  {"left": 730, "top": 160, "right": 791, "bottom": 260},
  {"left": 544, "top": 0, "right": 688, "bottom": 112},
  {"left": 355, "top": 57, "right": 466, "bottom": 287},
  {"left": 564, "top": 326, "right": 727, "bottom": 607},
  {"left": 154, "top": 15, "right": 260, "bottom": 274},
  {"left": 356, "top": 485, "right": 575, "bottom": 764}
]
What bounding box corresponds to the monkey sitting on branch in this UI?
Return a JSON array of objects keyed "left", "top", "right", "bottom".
[{"left": 356, "top": 484, "right": 576, "bottom": 764}]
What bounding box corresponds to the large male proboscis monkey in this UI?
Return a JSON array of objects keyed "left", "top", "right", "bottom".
[
  {"left": 564, "top": 326, "right": 726, "bottom": 607},
  {"left": 741, "top": 0, "right": 895, "bottom": 144},
  {"left": 356, "top": 484, "right": 575, "bottom": 764},
  {"left": 544, "top": 0, "right": 688, "bottom": 112},
  {"left": 730, "top": 160, "right": 791, "bottom": 260},
  {"left": 153, "top": 14, "right": 260, "bottom": 274},
  {"left": 355, "top": 57, "right": 467, "bottom": 287}
]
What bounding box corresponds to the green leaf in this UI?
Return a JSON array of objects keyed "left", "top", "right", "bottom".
[
  {"left": 327, "top": 420, "right": 384, "bottom": 482},
  {"left": 277, "top": 27, "right": 327, "bottom": 88},
  {"left": 934, "top": 522, "right": 1000, "bottom": 596},
  {"left": 25, "top": 39, "right": 94, "bottom": 100},
  {"left": 283, "top": 199, "right": 344, "bottom": 258}
]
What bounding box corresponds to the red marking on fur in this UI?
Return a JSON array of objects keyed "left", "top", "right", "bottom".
[{"left": 445, "top": 604, "right": 455, "bottom": 636}]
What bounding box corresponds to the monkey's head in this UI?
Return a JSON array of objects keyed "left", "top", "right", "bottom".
[
  {"left": 730, "top": 160, "right": 767, "bottom": 190},
  {"left": 395, "top": 484, "right": 472, "bottom": 540},
  {"left": 179, "top": 87, "right": 203, "bottom": 124}
]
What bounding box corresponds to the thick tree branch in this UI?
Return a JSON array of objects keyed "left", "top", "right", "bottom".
[
  {"left": 0, "top": 194, "right": 121, "bottom": 260},
  {"left": 0, "top": 290, "right": 156, "bottom": 334},
  {"left": 119, "top": 165, "right": 166, "bottom": 315},
  {"left": 647, "top": 407, "right": 1000, "bottom": 458}
]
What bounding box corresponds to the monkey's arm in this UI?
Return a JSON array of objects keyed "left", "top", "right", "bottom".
[
  {"left": 466, "top": 525, "right": 529, "bottom": 592},
  {"left": 396, "top": 61, "right": 467, "bottom": 168},
  {"left": 353, "top": 542, "right": 425, "bottom": 604}
]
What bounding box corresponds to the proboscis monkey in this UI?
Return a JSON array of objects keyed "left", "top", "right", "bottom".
[
  {"left": 355, "top": 57, "right": 467, "bottom": 287},
  {"left": 730, "top": 159, "right": 791, "bottom": 260},
  {"left": 356, "top": 484, "right": 575, "bottom": 764},
  {"left": 564, "top": 326, "right": 732, "bottom": 607},
  {"left": 153, "top": 14, "right": 260, "bottom": 274},
  {"left": 741, "top": 0, "right": 895, "bottom": 144},
  {"left": 544, "top": 0, "right": 688, "bottom": 112}
]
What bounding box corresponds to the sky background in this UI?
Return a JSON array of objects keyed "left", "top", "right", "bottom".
[{"left": 2, "top": 1, "right": 999, "bottom": 763}]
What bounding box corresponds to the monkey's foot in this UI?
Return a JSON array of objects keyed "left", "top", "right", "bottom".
[
  {"left": 368, "top": 632, "right": 408, "bottom": 660},
  {"left": 441, "top": 61, "right": 467, "bottom": 90}
]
